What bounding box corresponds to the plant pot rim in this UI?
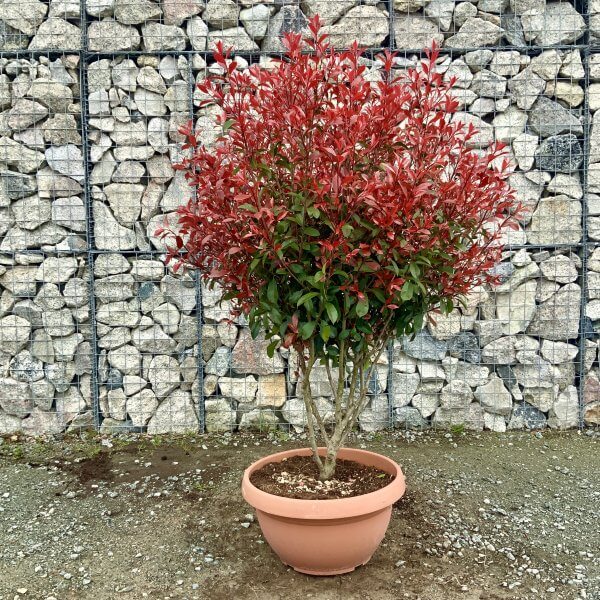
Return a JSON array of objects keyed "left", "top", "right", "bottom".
[{"left": 242, "top": 447, "right": 406, "bottom": 521}]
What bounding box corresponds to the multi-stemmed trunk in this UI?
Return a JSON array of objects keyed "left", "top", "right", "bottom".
[{"left": 298, "top": 336, "right": 390, "bottom": 481}]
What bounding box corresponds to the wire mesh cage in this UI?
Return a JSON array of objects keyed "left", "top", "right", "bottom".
[{"left": 0, "top": 0, "right": 599, "bottom": 436}]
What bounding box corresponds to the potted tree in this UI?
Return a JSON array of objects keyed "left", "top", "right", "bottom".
[{"left": 160, "top": 17, "right": 518, "bottom": 575}]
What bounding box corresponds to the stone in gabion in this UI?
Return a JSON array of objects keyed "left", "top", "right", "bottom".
[{"left": 535, "top": 134, "right": 583, "bottom": 173}]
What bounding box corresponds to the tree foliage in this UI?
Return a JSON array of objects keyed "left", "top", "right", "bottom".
[{"left": 159, "top": 17, "right": 520, "bottom": 478}]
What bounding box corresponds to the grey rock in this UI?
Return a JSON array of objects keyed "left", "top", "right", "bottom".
[
  {"left": 229, "top": 329, "right": 283, "bottom": 376},
  {"left": 239, "top": 5, "right": 272, "bottom": 40},
  {"left": 402, "top": 330, "right": 448, "bottom": 361},
  {"left": 208, "top": 26, "right": 259, "bottom": 52},
  {"left": 445, "top": 17, "right": 503, "bottom": 48},
  {"left": 424, "top": 0, "right": 455, "bottom": 30},
  {"left": 203, "top": 0, "right": 239, "bottom": 27},
  {"left": 27, "top": 79, "right": 74, "bottom": 113},
  {"left": 522, "top": 386, "right": 557, "bottom": 412},
  {"left": 96, "top": 300, "right": 141, "bottom": 327},
  {"left": 12, "top": 195, "right": 52, "bottom": 230},
  {"left": 132, "top": 324, "right": 177, "bottom": 353},
  {"left": 94, "top": 273, "right": 135, "bottom": 302},
  {"left": 126, "top": 389, "right": 158, "bottom": 426},
  {"left": 474, "top": 374, "right": 512, "bottom": 416},
  {"left": 448, "top": 332, "right": 481, "bottom": 363},
  {"left": 0, "top": 137, "right": 45, "bottom": 174},
  {"left": 0, "top": 0, "right": 48, "bottom": 35},
  {"left": 548, "top": 385, "right": 578, "bottom": 428},
  {"left": 527, "top": 196, "right": 581, "bottom": 246},
  {"left": 206, "top": 347, "right": 231, "bottom": 377},
  {"left": 528, "top": 283, "right": 581, "bottom": 341},
  {"left": 36, "top": 256, "right": 78, "bottom": 284},
  {"left": 134, "top": 88, "right": 167, "bottom": 117},
  {"left": 394, "top": 406, "right": 427, "bottom": 428},
  {"left": 540, "top": 255, "right": 578, "bottom": 284},
  {"left": 0, "top": 410, "right": 22, "bottom": 434},
  {"left": 93, "top": 202, "right": 137, "bottom": 251},
  {"left": 443, "top": 358, "right": 490, "bottom": 387},
  {"left": 162, "top": 0, "right": 203, "bottom": 25},
  {"left": 68, "top": 411, "right": 96, "bottom": 431},
  {"left": 31, "top": 330, "right": 55, "bottom": 364},
  {"left": 161, "top": 275, "right": 196, "bottom": 313},
  {"left": 107, "top": 344, "right": 141, "bottom": 375},
  {"left": 142, "top": 23, "right": 187, "bottom": 52},
  {"left": 29, "top": 18, "right": 82, "bottom": 50},
  {"left": 114, "top": 0, "right": 162, "bottom": 24},
  {"left": 218, "top": 375, "right": 257, "bottom": 401},
  {"left": 45, "top": 145, "right": 85, "bottom": 184},
  {"left": 358, "top": 395, "right": 388, "bottom": 432},
  {"left": 321, "top": 6, "right": 388, "bottom": 48},
  {"left": 88, "top": 19, "right": 141, "bottom": 51},
  {"left": 262, "top": 6, "right": 309, "bottom": 53},
  {"left": 7, "top": 99, "right": 48, "bottom": 132},
  {"left": 104, "top": 183, "right": 144, "bottom": 226},
  {"left": 94, "top": 253, "right": 130, "bottom": 277},
  {"left": 496, "top": 280, "right": 537, "bottom": 335},
  {"left": 46, "top": 361, "right": 75, "bottom": 392},
  {"left": 535, "top": 134, "right": 583, "bottom": 173},
  {"left": 0, "top": 377, "right": 32, "bottom": 416},
  {"left": 0, "top": 171, "right": 36, "bottom": 200},
  {"left": 440, "top": 380, "right": 473, "bottom": 409},
  {"left": 21, "top": 408, "right": 66, "bottom": 435},
  {"left": 482, "top": 336, "right": 516, "bottom": 364},
  {"left": 147, "top": 354, "right": 180, "bottom": 399},
  {"left": 528, "top": 97, "right": 583, "bottom": 138},
  {"left": 147, "top": 390, "right": 198, "bottom": 433},
  {"left": 521, "top": 3, "right": 585, "bottom": 46},
  {"left": 42, "top": 308, "right": 75, "bottom": 337},
  {"left": 393, "top": 15, "right": 444, "bottom": 50},
  {"left": 390, "top": 372, "right": 420, "bottom": 408},
  {"left": 492, "top": 106, "right": 528, "bottom": 143},
  {"left": 56, "top": 387, "right": 87, "bottom": 423},
  {"left": 105, "top": 367, "right": 123, "bottom": 391},
  {"left": 541, "top": 340, "right": 579, "bottom": 364},
  {"left": 51, "top": 197, "right": 86, "bottom": 232},
  {"left": 0, "top": 315, "right": 31, "bottom": 354},
  {"left": 52, "top": 333, "right": 84, "bottom": 362},
  {"left": 470, "top": 69, "right": 507, "bottom": 98}
]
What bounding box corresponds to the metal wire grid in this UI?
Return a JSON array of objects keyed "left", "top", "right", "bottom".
[{"left": 0, "top": 0, "right": 599, "bottom": 435}]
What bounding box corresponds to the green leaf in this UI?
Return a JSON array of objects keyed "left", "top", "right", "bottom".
[
  {"left": 304, "top": 227, "right": 320, "bottom": 237},
  {"left": 356, "top": 298, "right": 369, "bottom": 317},
  {"left": 320, "top": 324, "right": 332, "bottom": 342},
  {"left": 400, "top": 282, "right": 413, "bottom": 301},
  {"left": 306, "top": 206, "right": 320, "bottom": 218},
  {"left": 299, "top": 321, "right": 317, "bottom": 340},
  {"left": 341, "top": 223, "right": 353, "bottom": 238},
  {"left": 238, "top": 203, "right": 257, "bottom": 212},
  {"left": 250, "top": 320, "right": 261, "bottom": 339},
  {"left": 324, "top": 302, "right": 338, "bottom": 323},
  {"left": 409, "top": 263, "right": 420, "bottom": 278},
  {"left": 267, "top": 280, "right": 278, "bottom": 304},
  {"left": 222, "top": 118, "right": 234, "bottom": 131},
  {"left": 266, "top": 339, "right": 279, "bottom": 358},
  {"left": 297, "top": 291, "right": 319, "bottom": 307}
]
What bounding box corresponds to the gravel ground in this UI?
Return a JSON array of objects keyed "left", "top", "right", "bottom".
[{"left": 0, "top": 429, "right": 598, "bottom": 600}]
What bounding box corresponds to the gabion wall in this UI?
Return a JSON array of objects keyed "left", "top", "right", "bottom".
[{"left": 0, "top": 0, "right": 599, "bottom": 436}]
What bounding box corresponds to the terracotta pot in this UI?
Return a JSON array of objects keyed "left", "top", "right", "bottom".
[{"left": 241, "top": 447, "right": 406, "bottom": 576}]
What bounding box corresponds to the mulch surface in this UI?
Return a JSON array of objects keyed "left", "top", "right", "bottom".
[{"left": 249, "top": 455, "right": 395, "bottom": 500}]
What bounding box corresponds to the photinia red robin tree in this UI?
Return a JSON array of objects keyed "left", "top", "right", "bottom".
[{"left": 159, "top": 16, "right": 519, "bottom": 481}]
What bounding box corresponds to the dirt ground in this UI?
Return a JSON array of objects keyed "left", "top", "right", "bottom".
[{"left": 0, "top": 429, "right": 598, "bottom": 600}]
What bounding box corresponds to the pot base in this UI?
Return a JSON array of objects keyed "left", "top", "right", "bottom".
[
  {"left": 242, "top": 448, "right": 406, "bottom": 576},
  {"left": 288, "top": 556, "right": 372, "bottom": 576}
]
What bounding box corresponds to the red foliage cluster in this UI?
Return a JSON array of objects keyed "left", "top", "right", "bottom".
[{"left": 160, "top": 17, "right": 518, "bottom": 348}]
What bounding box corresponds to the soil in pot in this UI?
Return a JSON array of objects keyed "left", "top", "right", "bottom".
[{"left": 249, "top": 455, "right": 395, "bottom": 500}]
